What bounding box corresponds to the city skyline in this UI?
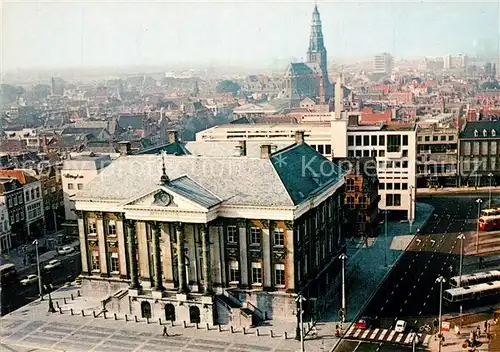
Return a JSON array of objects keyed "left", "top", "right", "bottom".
[{"left": 1, "top": 0, "right": 500, "bottom": 72}]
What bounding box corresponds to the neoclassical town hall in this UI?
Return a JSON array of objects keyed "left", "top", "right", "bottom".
[{"left": 75, "top": 135, "right": 346, "bottom": 325}]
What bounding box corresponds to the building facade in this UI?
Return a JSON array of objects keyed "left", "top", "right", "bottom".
[
  {"left": 416, "top": 125, "right": 458, "bottom": 188},
  {"left": 0, "top": 178, "right": 25, "bottom": 246},
  {"left": 61, "top": 153, "right": 112, "bottom": 225},
  {"left": 458, "top": 120, "right": 500, "bottom": 187},
  {"left": 74, "top": 140, "right": 346, "bottom": 325},
  {"left": 0, "top": 202, "right": 12, "bottom": 252},
  {"left": 373, "top": 53, "right": 394, "bottom": 75}
]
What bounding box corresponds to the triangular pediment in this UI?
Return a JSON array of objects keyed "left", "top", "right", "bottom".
[{"left": 121, "top": 186, "right": 210, "bottom": 212}]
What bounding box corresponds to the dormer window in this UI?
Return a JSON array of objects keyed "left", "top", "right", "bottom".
[
  {"left": 483, "top": 129, "right": 488, "bottom": 137},
  {"left": 492, "top": 129, "right": 497, "bottom": 137},
  {"left": 474, "top": 129, "right": 479, "bottom": 137}
]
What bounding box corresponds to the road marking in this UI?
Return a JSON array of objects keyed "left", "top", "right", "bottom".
[
  {"left": 395, "top": 333, "right": 404, "bottom": 343},
  {"left": 404, "top": 299, "right": 407, "bottom": 304},
  {"left": 370, "top": 328, "right": 379, "bottom": 339},
  {"left": 353, "top": 341, "right": 362, "bottom": 351},
  {"left": 419, "top": 311, "right": 422, "bottom": 315},
  {"left": 353, "top": 328, "right": 362, "bottom": 338},
  {"left": 400, "top": 308, "right": 403, "bottom": 312},
  {"left": 413, "top": 284, "right": 417, "bottom": 288},
  {"left": 381, "top": 307, "right": 384, "bottom": 311},
  {"left": 378, "top": 329, "right": 388, "bottom": 340},
  {"left": 386, "top": 299, "right": 389, "bottom": 303},
  {"left": 361, "top": 329, "right": 370, "bottom": 339},
  {"left": 408, "top": 292, "right": 412, "bottom": 297},
  {"left": 347, "top": 325, "right": 355, "bottom": 336},
  {"left": 423, "top": 302, "right": 427, "bottom": 307},
  {"left": 386, "top": 330, "right": 396, "bottom": 341}
]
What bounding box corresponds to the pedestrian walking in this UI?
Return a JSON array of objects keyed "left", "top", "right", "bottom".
[
  {"left": 476, "top": 325, "right": 481, "bottom": 338},
  {"left": 162, "top": 326, "right": 168, "bottom": 336}
]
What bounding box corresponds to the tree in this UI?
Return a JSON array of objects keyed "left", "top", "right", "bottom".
[
  {"left": 31, "top": 84, "right": 52, "bottom": 101},
  {"left": 0, "top": 84, "right": 24, "bottom": 107},
  {"left": 216, "top": 80, "right": 240, "bottom": 95}
]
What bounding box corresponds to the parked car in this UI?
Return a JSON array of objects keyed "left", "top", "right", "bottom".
[
  {"left": 354, "top": 317, "right": 371, "bottom": 330},
  {"left": 395, "top": 320, "right": 407, "bottom": 333},
  {"left": 44, "top": 259, "right": 61, "bottom": 270},
  {"left": 57, "top": 246, "right": 74, "bottom": 255},
  {"left": 20, "top": 274, "right": 38, "bottom": 286}
]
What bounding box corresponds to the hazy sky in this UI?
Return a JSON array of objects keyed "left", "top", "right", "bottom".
[{"left": 1, "top": 0, "right": 499, "bottom": 71}]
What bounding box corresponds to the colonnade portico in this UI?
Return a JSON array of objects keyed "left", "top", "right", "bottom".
[{"left": 124, "top": 218, "right": 212, "bottom": 297}]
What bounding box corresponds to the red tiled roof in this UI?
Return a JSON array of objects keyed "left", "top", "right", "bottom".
[{"left": 0, "top": 170, "right": 33, "bottom": 185}]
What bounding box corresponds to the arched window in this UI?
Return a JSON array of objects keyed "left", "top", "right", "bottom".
[
  {"left": 483, "top": 129, "right": 488, "bottom": 137},
  {"left": 189, "top": 306, "right": 201, "bottom": 324},
  {"left": 474, "top": 129, "right": 479, "bottom": 137},
  {"left": 165, "top": 303, "right": 175, "bottom": 322},
  {"left": 141, "top": 301, "right": 152, "bottom": 319},
  {"left": 492, "top": 129, "right": 497, "bottom": 137}
]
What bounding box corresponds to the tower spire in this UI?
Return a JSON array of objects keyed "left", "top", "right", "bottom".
[{"left": 160, "top": 151, "right": 169, "bottom": 185}]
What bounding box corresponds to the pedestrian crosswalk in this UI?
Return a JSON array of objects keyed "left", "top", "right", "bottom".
[{"left": 344, "top": 326, "right": 431, "bottom": 347}]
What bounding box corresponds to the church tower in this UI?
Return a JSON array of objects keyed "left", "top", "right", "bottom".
[{"left": 307, "top": 5, "right": 330, "bottom": 99}]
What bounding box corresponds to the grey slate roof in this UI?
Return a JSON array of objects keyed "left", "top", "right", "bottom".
[
  {"left": 167, "top": 176, "right": 222, "bottom": 208},
  {"left": 459, "top": 120, "right": 500, "bottom": 139},
  {"left": 77, "top": 145, "right": 344, "bottom": 207}
]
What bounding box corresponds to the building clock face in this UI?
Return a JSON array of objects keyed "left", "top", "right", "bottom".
[{"left": 154, "top": 192, "right": 172, "bottom": 206}]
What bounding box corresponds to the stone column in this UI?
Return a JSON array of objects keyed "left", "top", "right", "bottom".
[
  {"left": 96, "top": 212, "right": 108, "bottom": 276},
  {"left": 201, "top": 224, "right": 211, "bottom": 294},
  {"left": 76, "top": 211, "right": 89, "bottom": 274},
  {"left": 116, "top": 214, "right": 128, "bottom": 278},
  {"left": 151, "top": 222, "right": 163, "bottom": 291},
  {"left": 238, "top": 220, "right": 248, "bottom": 288},
  {"left": 176, "top": 223, "right": 188, "bottom": 293},
  {"left": 126, "top": 220, "right": 140, "bottom": 289},
  {"left": 262, "top": 220, "right": 272, "bottom": 289}
]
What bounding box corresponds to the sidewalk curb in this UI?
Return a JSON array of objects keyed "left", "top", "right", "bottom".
[{"left": 330, "top": 203, "right": 435, "bottom": 352}]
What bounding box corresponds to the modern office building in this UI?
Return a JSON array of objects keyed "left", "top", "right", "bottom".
[{"left": 373, "top": 53, "right": 394, "bottom": 75}]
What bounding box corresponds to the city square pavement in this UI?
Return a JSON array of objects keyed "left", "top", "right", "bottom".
[{"left": 0, "top": 203, "right": 434, "bottom": 352}]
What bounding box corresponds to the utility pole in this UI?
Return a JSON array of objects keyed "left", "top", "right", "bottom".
[
  {"left": 488, "top": 173, "right": 494, "bottom": 207},
  {"left": 339, "top": 253, "right": 347, "bottom": 323},
  {"left": 476, "top": 198, "right": 483, "bottom": 255},
  {"left": 384, "top": 210, "right": 388, "bottom": 267},
  {"left": 33, "top": 239, "right": 43, "bottom": 300},
  {"left": 295, "top": 294, "right": 307, "bottom": 352},
  {"left": 436, "top": 276, "right": 446, "bottom": 352},
  {"left": 457, "top": 234, "right": 465, "bottom": 287}
]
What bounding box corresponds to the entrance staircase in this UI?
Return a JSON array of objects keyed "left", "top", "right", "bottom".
[{"left": 215, "top": 290, "right": 267, "bottom": 327}]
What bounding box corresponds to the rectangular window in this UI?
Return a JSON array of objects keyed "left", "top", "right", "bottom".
[
  {"left": 229, "top": 260, "right": 239, "bottom": 283},
  {"left": 440, "top": 135, "right": 446, "bottom": 141},
  {"left": 274, "top": 228, "right": 285, "bottom": 246},
  {"left": 402, "top": 183, "right": 408, "bottom": 190},
  {"left": 355, "top": 150, "right": 362, "bottom": 157},
  {"left": 371, "top": 135, "right": 377, "bottom": 146},
  {"left": 433, "top": 136, "right": 438, "bottom": 141},
  {"left": 251, "top": 262, "right": 262, "bottom": 285},
  {"left": 417, "top": 136, "right": 422, "bottom": 142},
  {"left": 348, "top": 150, "right": 354, "bottom": 157},
  {"left": 425, "top": 136, "right": 430, "bottom": 142},
  {"left": 378, "top": 150, "right": 385, "bottom": 157},
  {"left": 250, "top": 227, "right": 261, "bottom": 245},
  {"left": 387, "top": 135, "right": 402, "bottom": 153},
  {"left": 379, "top": 182, "right": 385, "bottom": 190},
  {"left": 386, "top": 183, "right": 393, "bottom": 190},
  {"left": 348, "top": 136, "right": 354, "bottom": 146},
  {"left": 363, "top": 150, "right": 370, "bottom": 157},
  {"left": 346, "top": 178, "right": 355, "bottom": 192},
  {"left": 108, "top": 219, "right": 116, "bottom": 236},
  {"left": 13, "top": 196, "right": 17, "bottom": 206},
  {"left": 36, "top": 187, "right": 40, "bottom": 198},
  {"left": 403, "top": 135, "right": 408, "bottom": 146},
  {"left": 317, "top": 145, "right": 324, "bottom": 154},
  {"left": 355, "top": 136, "right": 362, "bottom": 146},
  {"left": 402, "top": 161, "right": 408, "bottom": 168},
  {"left": 402, "top": 150, "right": 408, "bottom": 157},
  {"left": 275, "top": 263, "right": 286, "bottom": 287},
  {"left": 371, "top": 149, "right": 377, "bottom": 157},
  {"left": 110, "top": 252, "right": 119, "bottom": 273},
  {"left": 379, "top": 135, "right": 385, "bottom": 146},
  {"left": 30, "top": 189, "right": 35, "bottom": 200},
  {"left": 448, "top": 135, "right": 455, "bottom": 141},
  {"left": 394, "top": 183, "right": 401, "bottom": 190},
  {"left": 394, "top": 194, "right": 401, "bottom": 206},
  {"left": 91, "top": 251, "right": 100, "bottom": 271},
  {"left": 20, "top": 211, "right": 24, "bottom": 220},
  {"left": 363, "top": 135, "right": 370, "bottom": 146},
  {"left": 68, "top": 183, "right": 74, "bottom": 190},
  {"left": 77, "top": 183, "right": 83, "bottom": 190},
  {"left": 325, "top": 145, "right": 332, "bottom": 154},
  {"left": 87, "top": 218, "right": 97, "bottom": 234},
  {"left": 25, "top": 191, "right": 30, "bottom": 202},
  {"left": 227, "top": 225, "right": 237, "bottom": 243},
  {"left": 8, "top": 198, "right": 12, "bottom": 207}
]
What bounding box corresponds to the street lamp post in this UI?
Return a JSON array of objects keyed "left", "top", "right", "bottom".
[
  {"left": 295, "top": 294, "right": 307, "bottom": 352},
  {"left": 457, "top": 234, "right": 465, "bottom": 287},
  {"left": 476, "top": 198, "right": 483, "bottom": 255},
  {"left": 33, "top": 239, "right": 43, "bottom": 301},
  {"left": 384, "top": 210, "right": 388, "bottom": 267},
  {"left": 339, "top": 253, "right": 347, "bottom": 323},
  {"left": 436, "top": 276, "right": 446, "bottom": 352},
  {"left": 488, "top": 173, "right": 494, "bottom": 207},
  {"left": 409, "top": 186, "right": 414, "bottom": 234}
]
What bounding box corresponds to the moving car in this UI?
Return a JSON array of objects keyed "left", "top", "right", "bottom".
[
  {"left": 44, "top": 259, "right": 61, "bottom": 270},
  {"left": 354, "top": 317, "right": 371, "bottom": 329},
  {"left": 395, "top": 320, "right": 407, "bottom": 333},
  {"left": 20, "top": 274, "right": 38, "bottom": 286},
  {"left": 57, "top": 246, "right": 74, "bottom": 255}
]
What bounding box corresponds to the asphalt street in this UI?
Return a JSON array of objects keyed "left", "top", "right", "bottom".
[
  {"left": 1, "top": 252, "right": 81, "bottom": 315},
  {"left": 361, "top": 195, "right": 484, "bottom": 331},
  {"left": 335, "top": 193, "right": 498, "bottom": 352}
]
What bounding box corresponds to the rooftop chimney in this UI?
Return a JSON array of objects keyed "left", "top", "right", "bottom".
[
  {"left": 295, "top": 131, "right": 305, "bottom": 145},
  {"left": 168, "top": 130, "right": 178, "bottom": 144},
  {"left": 118, "top": 141, "right": 131, "bottom": 156},
  {"left": 236, "top": 140, "right": 247, "bottom": 156},
  {"left": 260, "top": 144, "right": 272, "bottom": 159}
]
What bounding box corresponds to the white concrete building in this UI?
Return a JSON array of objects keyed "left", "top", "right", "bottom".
[
  {"left": 373, "top": 53, "right": 394, "bottom": 75},
  {"left": 195, "top": 117, "right": 417, "bottom": 219},
  {"left": 0, "top": 203, "right": 11, "bottom": 252},
  {"left": 3, "top": 128, "right": 42, "bottom": 150},
  {"left": 62, "top": 153, "right": 112, "bottom": 222}
]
